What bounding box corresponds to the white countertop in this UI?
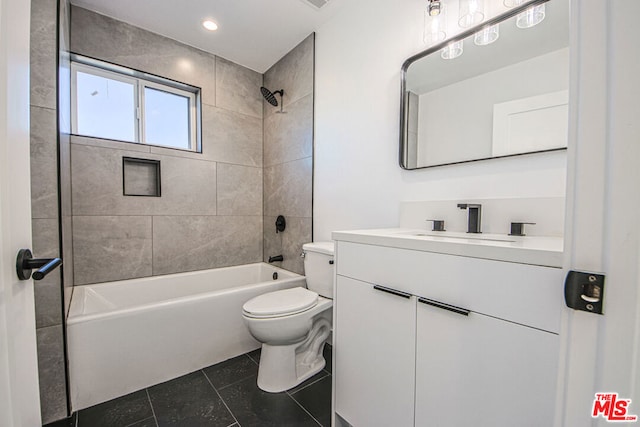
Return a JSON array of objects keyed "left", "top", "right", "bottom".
[{"left": 332, "top": 228, "right": 564, "bottom": 268}]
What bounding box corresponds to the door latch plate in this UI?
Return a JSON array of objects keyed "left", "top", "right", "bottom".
[{"left": 564, "top": 270, "right": 605, "bottom": 314}]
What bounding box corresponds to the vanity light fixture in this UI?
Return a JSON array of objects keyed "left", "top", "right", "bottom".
[
  {"left": 427, "top": 0, "right": 442, "bottom": 16},
  {"left": 202, "top": 19, "right": 218, "bottom": 31},
  {"left": 458, "top": 0, "right": 485, "bottom": 28},
  {"left": 504, "top": 0, "right": 546, "bottom": 28},
  {"left": 516, "top": 4, "right": 546, "bottom": 28},
  {"left": 424, "top": 2, "right": 447, "bottom": 45},
  {"left": 474, "top": 24, "right": 499, "bottom": 45},
  {"left": 441, "top": 40, "right": 463, "bottom": 59}
]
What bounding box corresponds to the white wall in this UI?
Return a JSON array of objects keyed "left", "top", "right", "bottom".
[
  {"left": 314, "top": 0, "right": 567, "bottom": 240},
  {"left": 417, "top": 48, "right": 569, "bottom": 166}
]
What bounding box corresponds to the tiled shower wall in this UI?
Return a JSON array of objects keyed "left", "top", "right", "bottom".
[
  {"left": 30, "top": 0, "right": 70, "bottom": 423},
  {"left": 263, "top": 35, "right": 314, "bottom": 275},
  {"left": 69, "top": 6, "right": 265, "bottom": 284},
  {"left": 29, "top": 4, "right": 313, "bottom": 421}
]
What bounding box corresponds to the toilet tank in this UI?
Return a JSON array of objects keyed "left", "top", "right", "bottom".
[{"left": 302, "top": 242, "right": 334, "bottom": 298}]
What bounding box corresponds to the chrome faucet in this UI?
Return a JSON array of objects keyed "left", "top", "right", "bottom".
[{"left": 457, "top": 203, "right": 482, "bottom": 233}]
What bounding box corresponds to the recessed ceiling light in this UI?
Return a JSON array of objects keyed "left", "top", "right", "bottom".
[{"left": 202, "top": 20, "right": 218, "bottom": 31}]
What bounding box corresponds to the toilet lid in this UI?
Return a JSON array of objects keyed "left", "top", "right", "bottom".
[{"left": 243, "top": 287, "right": 318, "bottom": 318}]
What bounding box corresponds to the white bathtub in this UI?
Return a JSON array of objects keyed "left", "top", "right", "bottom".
[{"left": 67, "top": 262, "right": 306, "bottom": 411}]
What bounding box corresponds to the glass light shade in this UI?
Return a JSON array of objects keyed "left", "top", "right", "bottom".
[
  {"left": 441, "top": 40, "right": 464, "bottom": 60},
  {"left": 474, "top": 24, "right": 499, "bottom": 45},
  {"left": 423, "top": 5, "right": 447, "bottom": 45},
  {"left": 517, "top": 4, "right": 546, "bottom": 28},
  {"left": 458, "top": 0, "right": 485, "bottom": 28},
  {"left": 503, "top": 0, "right": 525, "bottom": 7}
]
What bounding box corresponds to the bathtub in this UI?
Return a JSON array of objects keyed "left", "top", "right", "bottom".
[{"left": 67, "top": 262, "right": 306, "bottom": 411}]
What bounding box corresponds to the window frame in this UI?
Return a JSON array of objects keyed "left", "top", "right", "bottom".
[{"left": 70, "top": 55, "right": 201, "bottom": 153}]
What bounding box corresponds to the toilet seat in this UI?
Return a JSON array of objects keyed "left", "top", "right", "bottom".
[{"left": 243, "top": 287, "right": 318, "bottom": 319}]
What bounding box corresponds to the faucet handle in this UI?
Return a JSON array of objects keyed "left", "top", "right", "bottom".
[
  {"left": 426, "top": 219, "right": 446, "bottom": 232},
  {"left": 509, "top": 222, "right": 536, "bottom": 236}
]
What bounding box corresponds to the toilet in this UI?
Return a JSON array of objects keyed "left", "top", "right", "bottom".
[{"left": 242, "top": 241, "right": 334, "bottom": 393}]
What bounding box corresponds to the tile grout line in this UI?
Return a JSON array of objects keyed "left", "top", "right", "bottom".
[
  {"left": 124, "top": 417, "right": 156, "bottom": 427},
  {"left": 145, "top": 388, "right": 160, "bottom": 427},
  {"left": 287, "top": 391, "right": 324, "bottom": 427},
  {"left": 289, "top": 373, "right": 329, "bottom": 395},
  {"left": 201, "top": 369, "right": 242, "bottom": 427},
  {"left": 216, "top": 374, "right": 259, "bottom": 392},
  {"left": 245, "top": 351, "right": 260, "bottom": 366}
]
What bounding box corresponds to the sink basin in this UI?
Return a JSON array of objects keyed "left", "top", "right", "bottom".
[{"left": 406, "top": 232, "right": 516, "bottom": 243}]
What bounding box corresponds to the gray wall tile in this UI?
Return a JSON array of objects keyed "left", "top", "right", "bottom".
[
  {"left": 61, "top": 215, "right": 74, "bottom": 317},
  {"left": 32, "top": 218, "right": 62, "bottom": 329},
  {"left": 280, "top": 217, "right": 312, "bottom": 275},
  {"left": 202, "top": 105, "right": 262, "bottom": 167},
  {"left": 71, "top": 143, "right": 154, "bottom": 216},
  {"left": 216, "top": 57, "right": 263, "bottom": 118},
  {"left": 263, "top": 34, "right": 314, "bottom": 112},
  {"left": 217, "top": 164, "right": 262, "bottom": 216},
  {"left": 70, "top": 7, "right": 216, "bottom": 105},
  {"left": 264, "top": 94, "right": 313, "bottom": 167},
  {"left": 32, "top": 1, "right": 70, "bottom": 423},
  {"left": 262, "top": 34, "right": 313, "bottom": 277},
  {"left": 152, "top": 216, "right": 263, "bottom": 275},
  {"left": 71, "top": 134, "right": 151, "bottom": 153},
  {"left": 154, "top": 155, "right": 217, "bottom": 215},
  {"left": 72, "top": 142, "right": 218, "bottom": 216},
  {"left": 264, "top": 158, "right": 312, "bottom": 218},
  {"left": 263, "top": 216, "right": 283, "bottom": 264},
  {"left": 30, "top": 0, "right": 57, "bottom": 109},
  {"left": 30, "top": 106, "right": 58, "bottom": 219},
  {"left": 262, "top": 217, "right": 310, "bottom": 274},
  {"left": 73, "top": 216, "right": 153, "bottom": 285},
  {"left": 37, "top": 325, "right": 68, "bottom": 424}
]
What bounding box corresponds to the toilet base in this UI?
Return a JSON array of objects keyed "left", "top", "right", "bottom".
[{"left": 257, "top": 317, "right": 331, "bottom": 393}]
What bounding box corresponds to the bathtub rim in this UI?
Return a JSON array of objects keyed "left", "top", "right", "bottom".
[{"left": 68, "top": 262, "right": 306, "bottom": 325}]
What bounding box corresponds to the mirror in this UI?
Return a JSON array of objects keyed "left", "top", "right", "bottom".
[{"left": 400, "top": 0, "right": 569, "bottom": 169}]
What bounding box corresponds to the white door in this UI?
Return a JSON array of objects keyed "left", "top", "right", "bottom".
[
  {"left": 0, "top": 0, "right": 42, "bottom": 425},
  {"left": 558, "top": 1, "right": 640, "bottom": 426}
]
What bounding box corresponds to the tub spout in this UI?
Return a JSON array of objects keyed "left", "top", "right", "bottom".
[{"left": 268, "top": 255, "right": 283, "bottom": 263}]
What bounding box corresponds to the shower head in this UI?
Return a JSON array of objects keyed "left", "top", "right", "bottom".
[{"left": 260, "top": 86, "right": 284, "bottom": 107}]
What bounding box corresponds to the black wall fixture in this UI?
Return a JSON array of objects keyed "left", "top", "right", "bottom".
[{"left": 275, "top": 215, "right": 286, "bottom": 233}]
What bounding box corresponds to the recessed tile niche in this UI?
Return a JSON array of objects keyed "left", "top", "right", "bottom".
[{"left": 123, "top": 157, "right": 161, "bottom": 197}]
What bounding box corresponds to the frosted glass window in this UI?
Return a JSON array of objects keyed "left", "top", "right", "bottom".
[
  {"left": 144, "top": 87, "right": 191, "bottom": 150},
  {"left": 75, "top": 71, "right": 136, "bottom": 142}
]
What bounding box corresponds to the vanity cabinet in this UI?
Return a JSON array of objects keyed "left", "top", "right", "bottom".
[
  {"left": 335, "top": 276, "right": 416, "bottom": 426},
  {"left": 333, "top": 241, "right": 563, "bottom": 427},
  {"left": 415, "top": 299, "right": 559, "bottom": 426}
]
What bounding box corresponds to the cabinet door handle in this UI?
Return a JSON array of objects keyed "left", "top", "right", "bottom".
[
  {"left": 373, "top": 285, "right": 412, "bottom": 299},
  {"left": 418, "top": 297, "right": 470, "bottom": 316}
]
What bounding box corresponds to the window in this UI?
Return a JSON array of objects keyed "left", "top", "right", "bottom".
[{"left": 71, "top": 57, "right": 200, "bottom": 152}]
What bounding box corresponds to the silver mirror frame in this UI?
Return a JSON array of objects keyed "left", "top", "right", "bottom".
[{"left": 399, "top": 0, "right": 564, "bottom": 170}]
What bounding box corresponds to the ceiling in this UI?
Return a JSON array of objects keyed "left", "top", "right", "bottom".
[{"left": 70, "top": 0, "right": 346, "bottom": 73}]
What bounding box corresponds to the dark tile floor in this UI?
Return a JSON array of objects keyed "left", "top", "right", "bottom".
[{"left": 45, "top": 345, "right": 332, "bottom": 427}]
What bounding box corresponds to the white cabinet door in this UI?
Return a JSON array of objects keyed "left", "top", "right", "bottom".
[
  {"left": 415, "top": 299, "right": 560, "bottom": 427},
  {"left": 335, "top": 275, "right": 416, "bottom": 427}
]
